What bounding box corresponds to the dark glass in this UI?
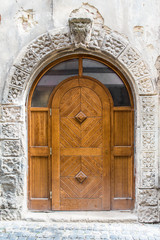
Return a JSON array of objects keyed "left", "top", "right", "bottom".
[
  {"left": 31, "top": 59, "right": 79, "bottom": 107},
  {"left": 83, "top": 59, "right": 131, "bottom": 106}
]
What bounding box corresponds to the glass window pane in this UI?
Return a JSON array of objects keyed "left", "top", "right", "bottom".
[
  {"left": 83, "top": 59, "right": 131, "bottom": 106},
  {"left": 31, "top": 59, "right": 79, "bottom": 107}
]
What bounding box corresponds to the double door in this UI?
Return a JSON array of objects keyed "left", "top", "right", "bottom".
[{"left": 28, "top": 77, "right": 134, "bottom": 210}]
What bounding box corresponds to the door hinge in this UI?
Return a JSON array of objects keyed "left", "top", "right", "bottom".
[
  {"left": 50, "top": 147, "right": 52, "bottom": 155},
  {"left": 50, "top": 191, "right": 52, "bottom": 199},
  {"left": 50, "top": 108, "right": 52, "bottom": 116}
]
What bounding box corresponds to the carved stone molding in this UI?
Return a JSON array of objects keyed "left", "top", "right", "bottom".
[
  {"left": 69, "top": 18, "right": 92, "bottom": 46},
  {"left": 1, "top": 123, "right": 19, "bottom": 139},
  {"left": 2, "top": 140, "right": 21, "bottom": 157},
  {"left": 3, "top": 23, "right": 155, "bottom": 103},
  {"left": 2, "top": 106, "right": 22, "bottom": 122}
]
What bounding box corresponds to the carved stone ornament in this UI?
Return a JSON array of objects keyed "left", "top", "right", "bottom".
[{"left": 69, "top": 17, "right": 92, "bottom": 46}]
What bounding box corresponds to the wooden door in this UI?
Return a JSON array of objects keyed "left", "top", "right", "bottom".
[
  {"left": 28, "top": 55, "right": 135, "bottom": 211},
  {"left": 51, "top": 77, "right": 111, "bottom": 210}
]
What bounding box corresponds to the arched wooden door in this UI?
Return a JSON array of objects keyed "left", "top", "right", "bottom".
[
  {"left": 51, "top": 77, "right": 111, "bottom": 210},
  {"left": 28, "top": 55, "right": 134, "bottom": 211}
]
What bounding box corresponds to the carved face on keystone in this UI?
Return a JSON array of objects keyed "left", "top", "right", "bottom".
[{"left": 69, "top": 17, "right": 92, "bottom": 45}]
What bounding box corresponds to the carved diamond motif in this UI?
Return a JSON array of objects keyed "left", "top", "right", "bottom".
[
  {"left": 75, "top": 171, "right": 87, "bottom": 183},
  {"left": 75, "top": 111, "right": 87, "bottom": 123}
]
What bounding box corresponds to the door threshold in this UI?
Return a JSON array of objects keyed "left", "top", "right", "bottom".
[{"left": 23, "top": 211, "right": 137, "bottom": 223}]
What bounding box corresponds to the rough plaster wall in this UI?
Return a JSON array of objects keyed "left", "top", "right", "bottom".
[
  {"left": 0, "top": 0, "right": 53, "bottom": 101},
  {"left": 53, "top": 0, "right": 160, "bottom": 77}
]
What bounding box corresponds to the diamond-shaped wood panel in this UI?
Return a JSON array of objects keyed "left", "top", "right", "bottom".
[
  {"left": 75, "top": 111, "right": 87, "bottom": 123},
  {"left": 75, "top": 171, "right": 87, "bottom": 183}
]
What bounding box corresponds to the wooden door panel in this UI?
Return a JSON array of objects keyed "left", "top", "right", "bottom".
[
  {"left": 114, "top": 110, "right": 132, "bottom": 146},
  {"left": 30, "top": 156, "right": 49, "bottom": 198},
  {"left": 60, "top": 176, "right": 102, "bottom": 198},
  {"left": 114, "top": 156, "right": 132, "bottom": 198},
  {"left": 31, "top": 111, "right": 48, "bottom": 146},
  {"left": 60, "top": 198, "right": 102, "bottom": 210},
  {"left": 111, "top": 109, "right": 134, "bottom": 210},
  {"left": 29, "top": 109, "right": 51, "bottom": 210},
  {"left": 52, "top": 79, "right": 110, "bottom": 210}
]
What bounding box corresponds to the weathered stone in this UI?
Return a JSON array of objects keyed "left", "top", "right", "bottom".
[
  {"left": 49, "top": 29, "right": 71, "bottom": 50},
  {"left": 138, "top": 189, "right": 158, "bottom": 206},
  {"left": 141, "top": 168, "right": 155, "bottom": 188},
  {"left": 1, "top": 157, "right": 21, "bottom": 174},
  {"left": 141, "top": 152, "right": 155, "bottom": 168},
  {"left": 118, "top": 47, "right": 140, "bottom": 67},
  {"left": 130, "top": 60, "right": 150, "bottom": 79},
  {"left": 2, "top": 106, "right": 22, "bottom": 122},
  {"left": 142, "top": 132, "right": 156, "bottom": 150},
  {"left": 7, "top": 86, "right": 23, "bottom": 103},
  {"left": 2, "top": 140, "right": 21, "bottom": 156},
  {"left": 29, "top": 33, "right": 53, "bottom": 58},
  {"left": 15, "top": 49, "right": 40, "bottom": 73},
  {"left": 69, "top": 17, "right": 92, "bottom": 46},
  {"left": 138, "top": 206, "right": 159, "bottom": 223},
  {"left": 102, "top": 32, "right": 128, "bottom": 58},
  {"left": 141, "top": 97, "right": 156, "bottom": 113},
  {"left": 0, "top": 209, "right": 21, "bottom": 220},
  {"left": 1, "top": 123, "right": 19, "bottom": 139},
  {"left": 136, "top": 77, "right": 154, "bottom": 94},
  {"left": 141, "top": 113, "right": 156, "bottom": 131},
  {"left": 89, "top": 27, "right": 106, "bottom": 49},
  {"left": 10, "top": 67, "right": 29, "bottom": 88},
  {"left": 16, "top": 175, "right": 25, "bottom": 196}
]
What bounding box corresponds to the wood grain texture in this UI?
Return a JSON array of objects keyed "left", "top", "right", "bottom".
[
  {"left": 28, "top": 56, "right": 135, "bottom": 211},
  {"left": 111, "top": 108, "right": 134, "bottom": 210},
  {"left": 28, "top": 109, "right": 51, "bottom": 210},
  {"left": 52, "top": 78, "right": 111, "bottom": 210}
]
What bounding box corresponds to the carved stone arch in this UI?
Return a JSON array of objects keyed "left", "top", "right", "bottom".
[
  {"left": 2, "top": 27, "right": 156, "bottom": 104},
  {"left": 1, "top": 3, "right": 159, "bottom": 223}
]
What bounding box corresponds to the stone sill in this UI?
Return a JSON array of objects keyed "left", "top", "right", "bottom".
[{"left": 22, "top": 211, "right": 137, "bottom": 223}]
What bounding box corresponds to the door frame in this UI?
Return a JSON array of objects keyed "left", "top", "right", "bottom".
[{"left": 28, "top": 54, "right": 134, "bottom": 211}]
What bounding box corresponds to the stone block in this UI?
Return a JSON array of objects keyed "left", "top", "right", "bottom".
[
  {"left": 1, "top": 123, "right": 19, "bottom": 139},
  {"left": 141, "top": 113, "right": 156, "bottom": 131},
  {"left": 138, "top": 206, "right": 159, "bottom": 223},
  {"left": 0, "top": 209, "right": 21, "bottom": 220},
  {"left": 141, "top": 168, "right": 155, "bottom": 188},
  {"left": 140, "top": 96, "right": 157, "bottom": 114},
  {"left": 118, "top": 46, "right": 140, "bottom": 68},
  {"left": 1, "top": 157, "right": 21, "bottom": 174},
  {"left": 2, "top": 106, "right": 22, "bottom": 122},
  {"left": 29, "top": 33, "right": 54, "bottom": 59},
  {"left": 141, "top": 152, "right": 155, "bottom": 168},
  {"left": 2, "top": 140, "right": 21, "bottom": 156},
  {"left": 142, "top": 132, "right": 156, "bottom": 151},
  {"left": 130, "top": 60, "right": 150, "bottom": 79},
  {"left": 138, "top": 189, "right": 158, "bottom": 206},
  {"left": 15, "top": 49, "right": 40, "bottom": 73},
  {"left": 49, "top": 28, "right": 71, "bottom": 50}
]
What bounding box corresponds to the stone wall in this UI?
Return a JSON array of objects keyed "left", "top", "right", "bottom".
[{"left": 0, "top": 1, "right": 160, "bottom": 223}]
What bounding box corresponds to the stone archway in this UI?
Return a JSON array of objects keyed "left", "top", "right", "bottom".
[{"left": 0, "top": 4, "right": 159, "bottom": 222}]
